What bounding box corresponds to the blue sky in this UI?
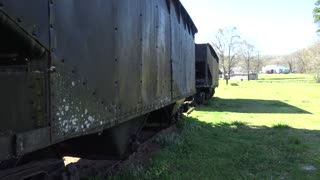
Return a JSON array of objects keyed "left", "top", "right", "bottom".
[{"left": 180, "top": 0, "right": 319, "bottom": 55}]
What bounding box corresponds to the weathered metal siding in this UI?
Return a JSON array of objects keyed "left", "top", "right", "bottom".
[
  {"left": 195, "top": 44, "right": 208, "bottom": 86},
  {"left": 0, "top": 0, "right": 197, "bottom": 156},
  {"left": 170, "top": 2, "right": 196, "bottom": 99},
  {"left": 141, "top": 0, "right": 171, "bottom": 108},
  {"left": 50, "top": 0, "right": 118, "bottom": 141},
  {"left": 0, "top": 0, "right": 50, "bottom": 48},
  {"left": 0, "top": 68, "right": 32, "bottom": 132},
  {"left": 207, "top": 45, "right": 219, "bottom": 88},
  {"left": 49, "top": 0, "right": 195, "bottom": 142},
  {"left": 186, "top": 29, "right": 196, "bottom": 95},
  {"left": 195, "top": 44, "right": 219, "bottom": 88},
  {"left": 154, "top": 0, "right": 171, "bottom": 104},
  {"left": 207, "top": 46, "right": 215, "bottom": 85}
]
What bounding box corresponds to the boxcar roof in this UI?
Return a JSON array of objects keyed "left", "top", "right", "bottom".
[{"left": 175, "top": 0, "right": 198, "bottom": 34}]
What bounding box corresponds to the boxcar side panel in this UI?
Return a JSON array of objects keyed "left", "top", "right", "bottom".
[
  {"left": 170, "top": 2, "right": 182, "bottom": 99},
  {"left": 171, "top": 3, "right": 196, "bottom": 99},
  {"left": 116, "top": 0, "right": 142, "bottom": 117},
  {"left": 155, "top": 0, "right": 171, "bottom": 104},
  {"left": 141, "top": 0, "right": 157, "bottom": 106},
  {"left": 186, "top": 31, "right": 196, "bottom": 95},
  {"left": 50, "top": 0, "right": 118, "bottom": 141}
]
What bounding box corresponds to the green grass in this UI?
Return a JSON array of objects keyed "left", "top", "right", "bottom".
[{"left": 110, "top": 74, "right": 320, "bottom": 179}]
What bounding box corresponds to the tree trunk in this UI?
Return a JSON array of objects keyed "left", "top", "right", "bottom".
[{"left": 247, "top": 58, "right": 250, "bottom": 81}]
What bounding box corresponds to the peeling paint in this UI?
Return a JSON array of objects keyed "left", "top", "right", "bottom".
[{"left": 88, "top": 116, "right": 94, "bottom": 122}]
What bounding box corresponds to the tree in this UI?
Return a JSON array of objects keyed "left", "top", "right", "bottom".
[
  {"left": 313, "top": 0, "right": 320, "bottom": 32},
  {"left": 292, "top": 49, "right": 308, "bottom": 73},
  {"left": 212, "top": 26, "right": 241, "bottom": 85},
  {"left": 307, "top": 41, "right": 320, "bottom": 82},
  {"left": 240, "top": 40, "right": 255, "bottom": 80}
]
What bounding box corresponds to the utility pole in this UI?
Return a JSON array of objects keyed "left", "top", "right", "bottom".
[
  {"left": 257, "top": 51, "right": 260, "bottom": 73},
  {"left": 227, "top": 35, "right": 240, "bottom": 85},
  {"left": 247, "top": 56, "right": 250, "bottom": 81}
]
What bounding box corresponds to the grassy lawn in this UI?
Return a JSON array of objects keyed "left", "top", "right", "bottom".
[{"left": 112, "top": 74, "right": 320, "bottom": 179}]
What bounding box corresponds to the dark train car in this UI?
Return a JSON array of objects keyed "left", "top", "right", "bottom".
[
  {"left": 194, "top": 44, "right": 219, "bottom": 104},
  {"left": 0, "top": 0, "right": 197, "bottom": 170}
]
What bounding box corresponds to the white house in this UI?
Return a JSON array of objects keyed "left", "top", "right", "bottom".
[{"left": 262, "top": 65, "right": 290, "bottom": 74}]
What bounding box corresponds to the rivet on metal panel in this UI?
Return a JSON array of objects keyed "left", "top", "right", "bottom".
[
  {"left": 49, "top": 66, "right": 56, "bottom": 72},
  {"left": 37, "top": 106, "right": 42, "bottom": 112},
  {"left": 114, "top": 27, "right": 118, "bottom": 31}
]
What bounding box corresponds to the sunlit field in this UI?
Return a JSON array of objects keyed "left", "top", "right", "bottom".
[{"left": 111, "top": 74, "right": 320, "bottom": 179}]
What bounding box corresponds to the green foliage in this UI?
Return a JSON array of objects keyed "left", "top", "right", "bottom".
[
  {"left": 153, "top": 132, "right": 184, "bottom": 147},
  {"left": 110, "top": 74, "right": 320, "bottom": 179},
  {"left": 314, "top": 0, "right": 320, "bottom": 32},
  {"left": 272, "top": 123, "right": 291, "bottom": 129}
]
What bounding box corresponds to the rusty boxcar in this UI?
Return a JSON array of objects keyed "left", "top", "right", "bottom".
[
  {"left": 194, "top": 44, "right": 219, "bottom": 104},
  {"left": 0, "top": 0, "right": 197, "bottom": 173}
]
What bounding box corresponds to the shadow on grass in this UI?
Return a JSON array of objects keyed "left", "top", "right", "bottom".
[
  {"left": 197, "top": 98, "right": 312, "bottom": 114},
  {"left": 260, "top": 77, "right": 310, "bottom": 81},
  {"left": 113, "top": 117, "right": 320, "bottom": 179}
]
